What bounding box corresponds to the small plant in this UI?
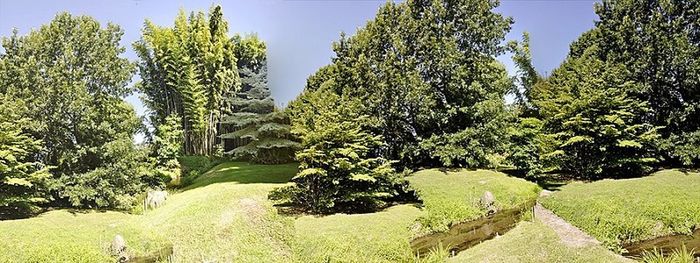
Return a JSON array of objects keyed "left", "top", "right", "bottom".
[
  {"left": 640, "top": 245, "right": 696, "bottom": 263},
  {"left": 414, "top": 242, "right": 451, "bottom": 263}
]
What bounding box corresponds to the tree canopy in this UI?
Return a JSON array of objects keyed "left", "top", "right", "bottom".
[{"left": 0, "top": 13, "right": 164, "bottom": 209}]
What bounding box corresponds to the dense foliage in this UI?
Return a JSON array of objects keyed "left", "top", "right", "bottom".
[
  {"left": 565, "top": 0, "right": 700, "bottom": 168},
  {"left": 220, "top": 35, "right": 299, "bottom": 164},
  {"left": 271, "top": 91, "right": 404, "bottom": 213},
  {"left": 0, "top": 97, "right": 51, "bottom": 218},
  {"left": 0, "top": 13, "right": 164, "bottom": 210},
  {"left": 290, "top": 0, "right": 513, "bottom": 169},
  {"left": 134, "top": 6, "right": 239, "bottom": 156}
]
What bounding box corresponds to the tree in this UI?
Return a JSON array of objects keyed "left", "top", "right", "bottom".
[
  {"left": 271, "top": 91, "right": 403, "bottom": 213},
  {"left": 0, "top": 97, "right": 51, "bottom": 218},
  {"left": 0, "top": 13, "right": 163, "bottom": 209},
  {"left": 220, "top": 35, "right": 299, "bottom": 164},
  {"left": 289, "top": 0, "right": 513, "bottom": 169},
  {"left": 134, "top": 5, "right": 239, "bottom": 156},
  {"left": 533, "top": 52, "right": 661, "bottom": 179},
  {"left": 571, "top": 0, "right": 700, "bottom": 167}
]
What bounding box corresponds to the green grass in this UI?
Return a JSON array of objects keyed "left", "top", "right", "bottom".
[
  {"left": 450, "top": 221, "right": 630, "bottom": 263},
  {"left": 0, "top": 162, "right": 298, "bottom": 262},
  {"left": 291, "top": 168, "right": 540, "bottom": 262},
  {"left": 408, "top": 169, "right": 541, "bottom": 234},
  {"left": 540, "top": 169, "right": 700, "bottom": 251},
  {"left": 293, "top": 205, "right": 422, "bottom": 262}
]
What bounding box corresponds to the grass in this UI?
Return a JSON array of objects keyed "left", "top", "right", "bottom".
[
  {"left": 0, "top": 162, "right": 297, "bottom": 262},
  {"left": 450, "top": 221, "right": 631, "bottom": 263},
  {"left": 293, "top": 204, "right": 422, "bottom": 262},
  {"left": 540, "top": 169, "right": 700, "bottom": 251},
  {"left": 291, "top": 168, "right": 540, "bottom": 262},
  {"left": 2, "top": 163, "right": 601, "bottom": 262},
  {"left": 408, "top": 169, "right": 541, "bottom": 234}
]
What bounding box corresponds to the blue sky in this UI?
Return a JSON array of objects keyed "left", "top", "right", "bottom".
[{"left": 0, "top": 0, "right": 599, "bottom": 114}]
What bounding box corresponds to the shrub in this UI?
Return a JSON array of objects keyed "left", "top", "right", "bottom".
[{"left": 271, "top": 92, "right": 405, "bottom": 213}]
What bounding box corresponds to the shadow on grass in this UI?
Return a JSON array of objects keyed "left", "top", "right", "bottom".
[{"left": 181, "top": 161, "right": 298, "bottom": 191}]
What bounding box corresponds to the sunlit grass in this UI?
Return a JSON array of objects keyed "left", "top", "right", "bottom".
[
  {"left": 408, "top": 169, "right": 540, "bottom": 234},
  {"left": 450, "top": 221, "right": 630, "bottom": 262},
  {"left": 540, "top": 169, "right": 700, "bottom": 251}
]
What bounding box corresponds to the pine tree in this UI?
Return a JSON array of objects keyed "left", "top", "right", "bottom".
[{"left": 220, "top": 35, "right": 299, "bottom": 164}]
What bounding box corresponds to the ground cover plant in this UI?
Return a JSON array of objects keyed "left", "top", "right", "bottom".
[{"left": 540, "top": 170, "right": 700, "bottom": 251}]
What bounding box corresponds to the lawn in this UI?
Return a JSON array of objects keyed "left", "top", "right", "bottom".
[
  {"left": 540, "top": 169, "right": 700, "bottom": 251},
  {"left": 0, "top": 162, "right": 298, "bottom": 262},
  {"left": 408, "top": 169, "right": 541, "bottom": 234},
  {"left": 292, "top": 168, "right": 540, "bottom": 262},
  {"left": 0, "top": 163, "right": 591, "bottom": 263},
  {"left": 450, "top": 221, "right": 630, "bottom": 263}
]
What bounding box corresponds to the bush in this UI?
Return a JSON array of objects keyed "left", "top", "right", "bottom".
[
  {"left": 271, "top": 92, "right": 405, "bottom": 213},
  {"left": 55, "top": 139, "right": 166, "bottom": 210}
]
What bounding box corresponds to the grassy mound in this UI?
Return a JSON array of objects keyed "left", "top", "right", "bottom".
[
  {"left": 0, "top": 162, "right": 298, "bottom": 262},
  {"left": 292, "top": 168, "right": 540, "bottom": 262},
  {"left": 408, "top": 169, "right": 540, "bottom": 234},
  {"left": 540, "top": 169, "right": 700, "bottom": 251},
  {"left": 450, "top": 221, "right": 630, "bottom": 263}
]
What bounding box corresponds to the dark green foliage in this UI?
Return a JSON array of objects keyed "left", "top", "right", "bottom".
[
  {"left": 290, "top": 0, "right": 513, "bottom": 169},
  {"left": 56, "top": 139, "right": 165, "bottom": 209},
  {"left": 220, "top": 35, "right": 299, "bottom": 164},
  {"left": 571, "top": 0, "right": 700, "bottom": 167},
  {"left": 506, "top": 117, "right": 551, "bottom": 178},
  {"left": 0, "top": 97, "right": 51, "bottom": 218},
  {"left": 271, "top": 91, "right": 404, "bottom": 213},
  {"left": 134, "top": 6, "right": 239, "bottom": 156},
  {"left": 0, "top": 13, "right": 163, "bottom": 209},
  {"left": 533, "top": 54, "right": 660, "bottom": 179}
]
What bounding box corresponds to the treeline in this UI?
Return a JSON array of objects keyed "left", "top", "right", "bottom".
[
  {"left": 272, "top": 0, "right": 700, "bottom": 213},
  {"left": 0, "top": 6, "right": 295, "bottom": 218},
  {"left": 2, "top": 0, "right": 698, "bottom": 217}
]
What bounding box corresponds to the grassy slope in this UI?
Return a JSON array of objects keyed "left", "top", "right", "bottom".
[
  {"left": 408, "top": 169, "right": 540, "bottom": 234},
  {"left": 293, "top": 169, "right": 540, "bottom": 262},
  {"left": 540, "top": 169, "right": 700, "bottom": 250},
  {"left": 0, "top": 162, "right": 298, "bottom": 262},
  {"left": 450, "top": 221, "right": 629, "bottom": 263}
]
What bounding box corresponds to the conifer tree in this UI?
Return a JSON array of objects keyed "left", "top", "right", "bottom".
[{"left": 220, "top": 35, "right": 299, "bottom": 164}]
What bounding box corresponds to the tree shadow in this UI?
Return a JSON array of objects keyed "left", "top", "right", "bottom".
[{"left": 180, "top": 161, "right": 298, "bottom": 191}]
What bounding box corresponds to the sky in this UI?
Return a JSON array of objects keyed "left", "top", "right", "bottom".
[{"left": 0, "top": 0, "right": 600, "bottom": 115}]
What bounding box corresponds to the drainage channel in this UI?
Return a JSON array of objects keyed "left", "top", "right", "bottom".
[
  {"left": 623, "top": 228, "right": 700, "bottom": 259},
  {"left": 410, "top": 199, "right": 536, "bottom": 256}
]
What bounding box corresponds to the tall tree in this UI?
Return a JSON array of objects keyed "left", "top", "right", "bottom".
[
  {"left": 533, "top": 52, "right": 661, "bottom": 179},
  {"left": 570, "top": 0, "right": 700, "bottom": 166},
  {"left": 134, "top": 5, "right": 239, "bottom": 156},
  {"left": 220, "top": 35, "right": 299, "bottom": 164},
  {"left": 290, "top": 0, "right": 513, "bottom": 168},
  {"left": 0, "top": 13, "right": 162, "bottom": 209}
]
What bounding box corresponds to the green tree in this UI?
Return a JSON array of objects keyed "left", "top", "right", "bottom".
[
  {"left": 290, "top": 0, "right": 513, "bottom": 168},
  {"left": 571, "top": 0, "right": 700, "bottom": 166},
  {"left": 271, "top": 91, "right": 403, "bottom": 213},
  {"left": 134, "top": 5, "right": 239, "bottom": 156},
  {"left": 220, "top": 35, "right": 299, "bottom": 164},
  {"left": 0, "top": 13, "right": 162, "bottom": 209},
  {"left": 0, "top": 97, "right": 51, "bottom": 218},
  {"left": 533, "top": 53, "right": 660, "bottom": 179}
]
